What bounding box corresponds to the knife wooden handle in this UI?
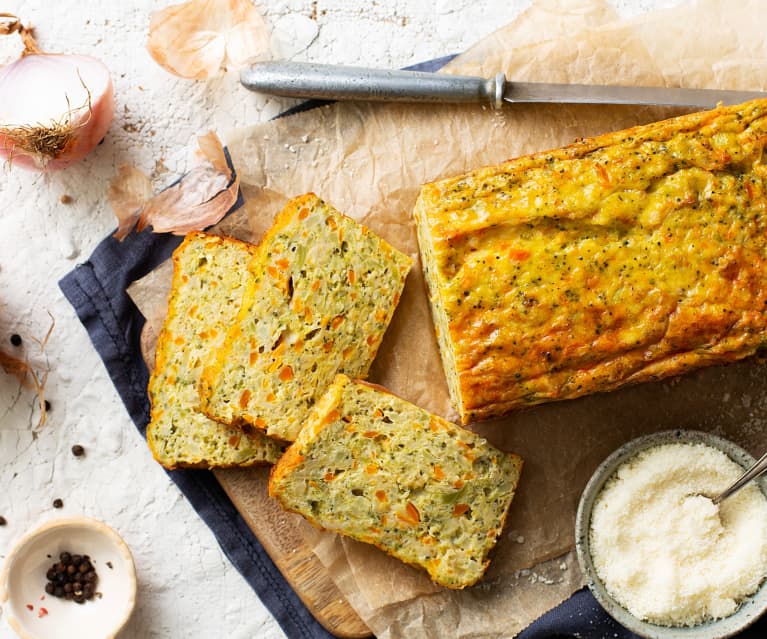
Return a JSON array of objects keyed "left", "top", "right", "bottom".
[{"left": 240, "top": 61, "right": 506, "bottom": 108}]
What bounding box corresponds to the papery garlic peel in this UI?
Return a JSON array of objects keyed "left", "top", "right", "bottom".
[
  {"left": 0, "top": 16, "right": 114, "bottom": 170},
  {"left": 147, "top": 0, "right": 270, "bottom": 79},
  {"left": 109, "top": 132, "right": 239, "bottom": 240}
]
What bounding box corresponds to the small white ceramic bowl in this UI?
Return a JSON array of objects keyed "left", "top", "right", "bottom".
[
  {"left": 0, "top": 517, "right": 136, "bottom": 639},
  {"left": 576, "top": 429, "right": 767, "bottom": 639}
]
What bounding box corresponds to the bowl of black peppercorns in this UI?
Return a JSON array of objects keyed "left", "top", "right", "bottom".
[{"left": 0, "top": 518, "right": 136, "bottom": 639}]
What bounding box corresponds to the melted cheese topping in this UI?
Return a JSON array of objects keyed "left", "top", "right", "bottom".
[
  {"left": 415, "top": 99, "right": 767, "bottom": 423},
  {"left": 590, "top": 443, "right": 767, "bottom": 626}
]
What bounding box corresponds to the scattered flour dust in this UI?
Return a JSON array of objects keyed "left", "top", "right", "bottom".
[{"left": 590, "top": 443, "right": 767, "bottom": 627}]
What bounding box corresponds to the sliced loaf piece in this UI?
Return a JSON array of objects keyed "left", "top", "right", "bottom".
[
  {"left": 269, "top": 374, "right": 523, "bottom": 589},
  {"left": 198, "top": 193, "right": 412, "bottom": 442},
  {"left": 147, "top": 232, "right": 285, "bottom": 469}
]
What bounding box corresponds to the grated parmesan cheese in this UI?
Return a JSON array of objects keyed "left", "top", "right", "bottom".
[{"left": 590, "top": 442, "right": 767, "bottom": 627}]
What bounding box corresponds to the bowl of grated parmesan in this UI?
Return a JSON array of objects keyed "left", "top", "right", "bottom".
[{"left": 576, "top": 430, "right": 767, "bottom": 639}]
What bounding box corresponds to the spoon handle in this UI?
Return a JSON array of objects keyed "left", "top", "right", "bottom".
[{"left": 713, "top": 451, "right": 767, "bottom": 505}]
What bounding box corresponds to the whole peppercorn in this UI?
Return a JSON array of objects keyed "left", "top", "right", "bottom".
[
  {"left": 45, "top": 552, "right": 99, "bottom": 604},
  {"left": 10, "top": 334, "right": 21, "bottom": 347},
  {"left": 52, "top": 498, "right": 63, "bottom": 509},
  {"left": 0, "top": 516, "right": 6, "bottom": 526},
  {"left": 71, "top": 445, "right": 85, "bottom": 457}
]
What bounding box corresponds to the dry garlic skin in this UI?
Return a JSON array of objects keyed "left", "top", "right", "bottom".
[{"left": 590, "top": 443, "right": 767, "bottom": 627}]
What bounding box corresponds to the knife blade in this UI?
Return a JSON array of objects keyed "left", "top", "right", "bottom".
[{"left": 240, "top": 61, "right": 766, "bottom": 109}]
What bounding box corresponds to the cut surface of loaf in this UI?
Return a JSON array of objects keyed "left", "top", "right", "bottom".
[
  {"left": 415, "top": 98, "right": 767, "bottom": 424},
  {"left": 199, "top": 193, "right": 412, "bottom": 442},
  {"left": 269, "top": 374, "right": 522, "bottom": 589},
  {"left": 147, "top": 232, "right": 285, "bottom": 469}
]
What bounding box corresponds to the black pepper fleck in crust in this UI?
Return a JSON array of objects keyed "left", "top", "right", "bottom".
[
  {"left": 71, "top": 445, "right": 85, "bottom": 457},
  {"left": 52, "top": 498, "right": 63, "bottom": 509},
  {"left": 10, "top": 334, "right": 21, "bottom": 346},
  {"left": 0, "top": 516, "right": 6, "bottom": 526}
]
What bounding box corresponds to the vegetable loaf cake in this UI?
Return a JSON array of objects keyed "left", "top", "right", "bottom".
[
  {"left": 147, "top": 232, "right": 285, "bottom": 469},
  {"left": 269, "top": 374, "right": 522, "bottom": 589},
  {"left": 199, "top": 193, "right": 412, "bottom": 441},
  {"left": 415, "top": 98, "right": 767, "bottom": 424}
]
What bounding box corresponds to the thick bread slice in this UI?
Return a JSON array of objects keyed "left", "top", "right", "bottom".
[
  {"left": 199, "top": 193, "right": 412, "bottom": 442},
  {"left": 415, "top": 98, "right": 767, "bottom": 423},
  {"left": 269, "top": 374, "right": 523, "bottom": 589},
  {"left": 147, "top": 232, "right": 285, "bottom": 469}
]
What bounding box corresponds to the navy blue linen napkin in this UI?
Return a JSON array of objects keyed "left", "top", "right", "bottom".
[{"left": 58, "top": 56, "right": 767, "bottom": 639}]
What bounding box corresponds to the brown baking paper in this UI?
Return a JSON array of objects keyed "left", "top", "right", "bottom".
[{"left": 128, "top": 0, "right": 767, "bottom": 636}]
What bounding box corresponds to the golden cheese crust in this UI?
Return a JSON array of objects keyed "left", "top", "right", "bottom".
[
  {"left": 415, "top": 98, "right": 767, "bottom": 423},
  {"left": 269, "top": 374, "right": 522, "bottom": 589}
]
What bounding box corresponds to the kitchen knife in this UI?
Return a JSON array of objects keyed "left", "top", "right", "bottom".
[{"left": 241, "top": 61, "right": 766, "bottom": 109}]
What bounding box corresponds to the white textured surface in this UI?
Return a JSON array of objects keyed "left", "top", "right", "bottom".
[{"left": 0, "top": 1, "right": 678, "bottom": 637}]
